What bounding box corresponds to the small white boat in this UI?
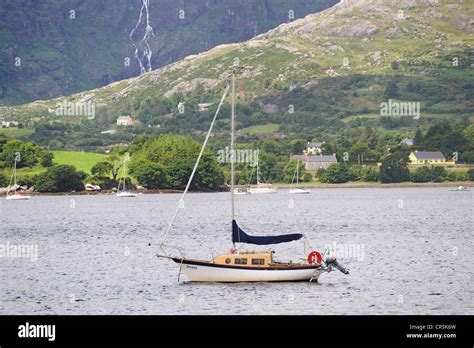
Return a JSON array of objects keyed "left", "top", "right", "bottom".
[
  {"left": 5, "top": 153, "right": 31, "bottom": 201},
  {"left": 6, "top": 192, "right": 31, "bottom": 200},
  {"left": 248, "top": 161, "right": 277, "bottom": 194},
  {"left": 116, "top": 153, "right": 137, "bottom": 197},
  {"left": 233, "top": 187, "right": 248, "bottom": 195},
  {"left": 450, "top": 186, "right": 469, "bottom": 192},
  {"left": 289, "top": 187, "right": 310, "bottom": 194},
  {"left": 248, "top": 183, "right": 277, "bottom": 194},
  {"left": 116, "top": 191, "right": 137, "bottom": 197},
  {"left": 288, "top": 160, "right": 310, "bottom": 194}
]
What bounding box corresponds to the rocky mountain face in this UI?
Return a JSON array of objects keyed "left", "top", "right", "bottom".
[
  {"left": 1, "top": 0, "right": 472, "bottom": 132},
  {"left": 0, "top": 0, "right": 338, "bottom": 105}
]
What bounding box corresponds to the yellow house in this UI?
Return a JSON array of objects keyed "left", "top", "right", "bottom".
[{"left": 409, "top": 151, "right": 446, "bottom": 165}]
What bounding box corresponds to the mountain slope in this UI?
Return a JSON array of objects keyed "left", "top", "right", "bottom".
[
  {"left": 0, "top": 0, "right": 337, "bottom": 105},
  {"left": 1, "top": 0, "right": 473, "bottom": 138}
]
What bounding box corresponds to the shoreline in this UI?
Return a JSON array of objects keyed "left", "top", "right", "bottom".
[
  {"left": 0, "top": 182, "right": 471, "bottom": 196},
  {"left": 273, "top": 181, "right": 472, "bottom": 189}
]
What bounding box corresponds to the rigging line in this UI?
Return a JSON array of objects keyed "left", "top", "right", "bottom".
[{"left": 159, "top": 82, "right": 231, "bottom": 247}]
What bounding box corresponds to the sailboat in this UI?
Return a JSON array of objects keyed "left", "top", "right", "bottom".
[
  {"left": 157, "top": 69, "right": 348, "bottom": 282},
  {"left": 5, "top": 152, "right": 30, "bottom": 200},
  {"left": 289, "top": 160, "right": 310, "bottom": 194},
  {"left": 116, "top": 153, "right": 136, "bottom": 197},
  {"left": 248, "top": 160, "right": 277, "bottom": 194}
]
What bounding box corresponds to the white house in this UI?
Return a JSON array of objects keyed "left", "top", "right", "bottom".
[
  {"left": 306, "top": 142, "right": 325, "bottom": 155},
  {"left": 399, "top": 138, "right": 414, "bottom": 147},
  {"left": 116, "top": 116, "right": 134, "bottom": 126},
  {"left": 1, "top": 120, "right": 19, "bottom": 128}
]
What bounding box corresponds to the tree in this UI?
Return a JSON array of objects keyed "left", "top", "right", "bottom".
[
  {"left": 129, "top": 159, "right": 167, "bottom": 189},
  {"left": 460, "top": 151, "right": 474, "bottom": 164},
  {"left": 464, "top": 125, "right": 474, "bottom": 148},
  {"left": 128, "top": 135, "right": 224, "bottom": 190},
  {"left": 323, "top": 163, "right": 350, "bottom": 183},
  {"left": 360, "top": 167, "right": 379, "bottom": 182},
  {"left": 106, "top": 155, "right": 124, "bottom": 181},
  {"left": 33, "top": 165, "right": 87, "bottom": 192},
  {"left": 413, "top": 128, "right": 423, "bottom": 146},
  {"left": 259, "top": 152, "right": 283, "bottom": 183},
  {"left": 284, "top": 159, "right": 306, "bottom": 183},
  {"left": 384, "top": 80, "right": 399, "bottom": 99},
  {"left": 91, "top": 161, "right": 114, "bottom": 177},
  {"left": 0, "top": 140, "right": 42, "bottom": 168},
  {"left": 290, "top": 139, "right": 307, "bottom": 155},
  {"left": 411, "top": 166, "right": 432, "bottom": 183},
  {"left": 39, "top": 152, "right": 54, "bottom": 167},
  {"left": 380, "top": 152, "right": 410, "bottom": 183},
  {"left": 0, "top": 173, "right": 7, "bottom": 187},
  {"left": 349, "top": 142, "right": 371, "bottom": 164},
  {"left": 303, "top": 172, "right": 313, "bottom": 183},
  {"left": 468, "top": 169, "right": 474, "bottom": 181}
]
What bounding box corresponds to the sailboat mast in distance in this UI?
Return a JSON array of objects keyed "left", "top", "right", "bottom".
[{"left": 231, "top": 72, "right": 235, "bottom": 222}]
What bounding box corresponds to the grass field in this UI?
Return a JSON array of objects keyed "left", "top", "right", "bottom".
[
  {"left": 239, "top": 123, "right": 280, "bottom": 135},
  {"left": 51, "top": 151, "right": 108, "bottom": 174},
  {"left": 0, "top": 151, "right": 108, "bottom": 182}
]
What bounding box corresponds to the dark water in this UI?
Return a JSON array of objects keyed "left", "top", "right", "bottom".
[{"left": 0, "top": 188, "right": 472, "bottom": 314}]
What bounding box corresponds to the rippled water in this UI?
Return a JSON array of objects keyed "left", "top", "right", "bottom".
[{"left": 0, "top": 188, "right": 472, "bottom": 314}]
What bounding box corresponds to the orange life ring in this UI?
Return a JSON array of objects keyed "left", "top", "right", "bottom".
[{"left": 307, "top": 251, "right": 322, "bottom": 265}]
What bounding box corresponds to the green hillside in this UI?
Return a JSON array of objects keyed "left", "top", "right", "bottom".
[{"left": 0, "top": 0, "right": 472, "bottom": 147}]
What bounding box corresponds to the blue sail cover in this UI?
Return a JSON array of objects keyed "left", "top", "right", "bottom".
[{"left": 232, "top": 220, "right": 303, "bottom": 245}]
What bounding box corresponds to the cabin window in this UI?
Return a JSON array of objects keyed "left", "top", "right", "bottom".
[
  {"left": 225, "top": 258, "right": 231, "bottom": 264},
  {"left": 235, "top": 258, "right": 247, "bottom": 265},
  {"left": 252, "top": 258, "right": 265, "bottom": 265}
]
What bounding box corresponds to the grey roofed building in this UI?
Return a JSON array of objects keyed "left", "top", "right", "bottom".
[
  {"left": 308, "top": 142, "right": 324, "bottom": 148},
  {"left": 411, "top": 151, "right": 445, "bottom": 160},
  {"left": 293, "top": 154, "right": 337, "bottom": 171},
  {"left": 399, "top": 138, "right": 414, "bottom": 147}
]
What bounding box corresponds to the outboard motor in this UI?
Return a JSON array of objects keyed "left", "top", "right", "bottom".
[{"left": 323, "top": 247, "right": 349, "bottom": 275}]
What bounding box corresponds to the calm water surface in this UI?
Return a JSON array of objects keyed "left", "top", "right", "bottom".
[{"left": 0, "top": 188, "right": 472, "bottom": 314}]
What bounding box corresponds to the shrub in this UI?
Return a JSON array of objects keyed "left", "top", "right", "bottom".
[
  {"left": 411, "top": 166, "right": 432, "bottom": 183},
  {"left": 360, "top": 167, "right": 379, "bottom": 182},
  {"left": 446, "top": 172, "right": 457, "bottom": 182},
  {"left": 303, "top": 172, "right": 313, "bottom": 183},
  {"left": 467, "top": 169, "right": 474, "bottom": 181},
  {"left": 33, "top": 165, "right": 87, "bottom": 192},
  {"left": 431, "top": 166, "right": 447, "bottom": 182},
  {"left": 324, "top": 163, "right": 350, "bottom": 183},
  {"left": 0, "top": 173, "right": 7, "bottom": 187}
]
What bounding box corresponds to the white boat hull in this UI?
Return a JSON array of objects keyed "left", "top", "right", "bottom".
[
  {"left": 289, "top": 188, "right": 310, "bottom": 194},
  {"left": 6, "top": 194, "right": 31, "bottom": 200},
  {"left": 116, "top": 192, "right": 137, "bottom": 197},
  {"left": 248, "top": 187, "right": 277, "bottom": 194},
  {"left": 173, "top": 259, "right": 323, "bottom": 282}
]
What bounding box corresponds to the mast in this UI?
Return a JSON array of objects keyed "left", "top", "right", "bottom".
[
  {"left": 296, "top": 160, "right": 299, "bottom": 186},
  {"left": 256, "top": 159, "right": 260, "bottom": 185},
  {"left": 13, "top": 158, "right": 17, "bottom": 186},
  {"left": 231, "top": 72, "right": 235, "bottom": 222}
]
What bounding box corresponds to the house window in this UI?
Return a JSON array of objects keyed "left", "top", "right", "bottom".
[
  {"left": 235, "top": 258, "right": 247, "bottom": 265},
  {"left": 252, "top": 258, "right": 265, "bottom": 265}
]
